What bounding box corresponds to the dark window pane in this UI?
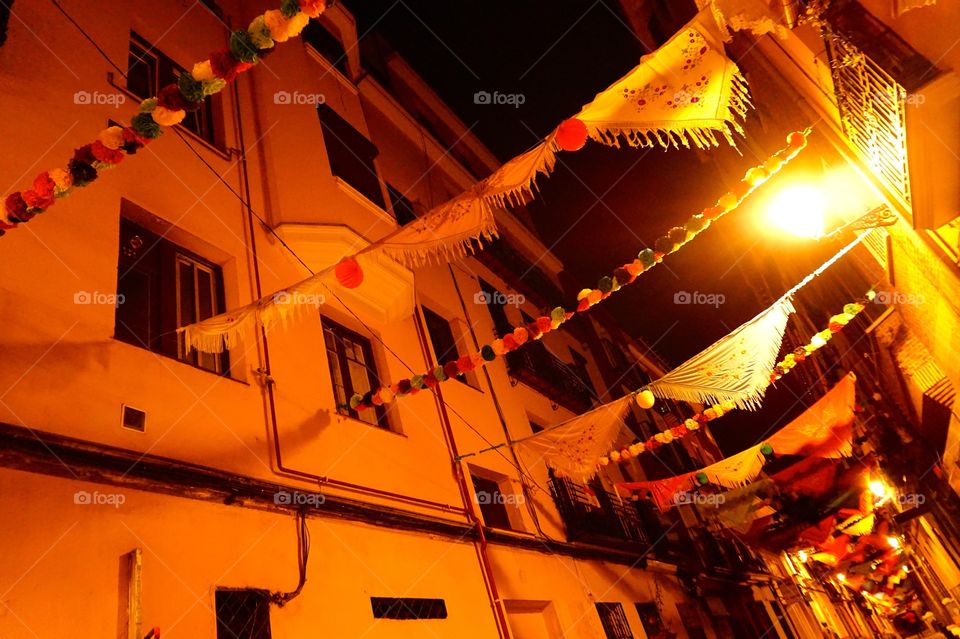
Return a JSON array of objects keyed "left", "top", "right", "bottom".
[
  {"left": 471, "top": 473, "right": 513, "bottom": 530},
  {"left": 215, "top": 589, "right": 272, "bottom": 639},
  {"left": 387, "top": 183, "right": 417, "bottom": 226},
  {"left": 322, "top": 317, "right": 388, "bottom": 427},
  {"left": 479, "top": 279, "right": 513, "bottom": 337},
  {"left": 302, "top": 21, "right": 348, "bottom": 74},
  {"left": 422, "top": 307, "right": 459, "bottom": 365},
  {"left": 317, "top": 104, "right": 384, "bottom": 208},
  {"left": 370, "top": 597, "right": 447, "bottom": 620}
]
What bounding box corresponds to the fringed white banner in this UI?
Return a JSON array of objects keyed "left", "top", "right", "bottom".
[
  {"left": 696, "top": 0, "right": 791, "bottom": 42},
  {"left": 648, "top": 296, "right": 795, "bottom": 409},
  {"left": 575, "top": 8, "right": 751, "bottom": 150},
  {"left": 516, "top": 396, "right": 632, "bottom": 483}
]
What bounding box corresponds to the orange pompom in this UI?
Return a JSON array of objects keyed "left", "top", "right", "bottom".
[
  {"left": 512, "top": 327, "right": 529, "bottom": 345},
  {"left": 334, "top": 257, "right": 363, "bottom": 288},
  {"left": 556, "top": 118, "right": 588, "bottom": 152},
  {"left": 703, "top": 206, "right": 724, "bottom": 220},
  {"left": 717, "top": 193, "right": 738, "bottom": 211},
  {"left": 625, "top": 260, "right": 644, "bottom": 277}
]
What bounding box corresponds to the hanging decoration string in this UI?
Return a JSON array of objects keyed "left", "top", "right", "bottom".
[
  {"left": 2, "top": 0, "right": 328, "bottom": 236},
  {"left": 598, "top": 282, "right": 874, "bottom": 467},
  {"left": 345, "top": 130, "right": 811, "bottom": 415}
]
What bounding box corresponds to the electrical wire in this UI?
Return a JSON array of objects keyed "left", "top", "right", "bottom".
[{"left": 269, "top": 511, "right": 310, "bottom": 607}]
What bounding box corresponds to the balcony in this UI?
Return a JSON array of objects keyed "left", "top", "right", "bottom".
[
  {"left": 507, "top": 342, "right": 594, "bottom": 413},
  {"left": 548, "top": 476, "right": 650, "bottom": 548}
]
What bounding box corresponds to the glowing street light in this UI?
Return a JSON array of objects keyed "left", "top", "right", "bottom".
[
  {"left": 836, "top": 573, "right": 846, "bottom": 582},
  {"left": 869, "top": 480, "right": 887, "bottom": 498},
  {"left": 887, "top": 536, "right": 901, "bottom": 549},
  {"left": 767, "top": 185, "right": 827, "bottom": 239}
]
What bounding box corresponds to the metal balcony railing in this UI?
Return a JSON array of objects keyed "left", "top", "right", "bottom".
[
  {"left": 825, "top": 34, "right": 912, "bottom": 204},
  {"left": 506, "top": 342, "right": 594, "bottom": 413},
  {"left": 548, "top": 476, "right": 649, "bottom": 546}
]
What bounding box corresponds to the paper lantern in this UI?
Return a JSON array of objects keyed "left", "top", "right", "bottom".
[
  {"left": 787, "top": 130, "right": 807, "bottom": 150},
  {"left": 335, "top": 257, "right": 363, "bottom": 288},
  {"left": 556, "top": 118, "right": 588, "bottom": 152},
  {"left": 635, "top": 389, "right": 656, "bottom": 409}
]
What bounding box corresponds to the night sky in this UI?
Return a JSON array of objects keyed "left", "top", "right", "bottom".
[{"left": 344, "top": 1, "right": 877, "bottom": 453}]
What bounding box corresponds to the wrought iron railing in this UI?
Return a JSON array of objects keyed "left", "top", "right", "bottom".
[
  {"left": 507, "top": 342, "right": 594, "bottom": 413},
  {"left": 548, "top": 476, "right": 649, "bottom": 546},
  {"left": 825, "top": 33, "right": 912, "bottom": 204}
]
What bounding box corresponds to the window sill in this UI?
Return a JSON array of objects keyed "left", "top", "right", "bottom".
[
  {"left": 304, "top": 45, "right": 358, "bottom": 96},
  {"left": 334, "top": 410, "right": 407, "bottom": 437},
  {"left": 111, "top": 337, "right": 248, "bottom": 386},
  {"left": 106, "top": 72, "right": 233, "bottom": 161},
  {"left": 332, "top": 176, "right": 393, "bottom": 224}
]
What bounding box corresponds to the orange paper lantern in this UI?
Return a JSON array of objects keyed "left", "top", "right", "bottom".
[
  {"left": 335, "top": 257, "right": 363, "bottom": 288},
  {"left": 556, "top": 118, "right": 588, "bottom": 152}
]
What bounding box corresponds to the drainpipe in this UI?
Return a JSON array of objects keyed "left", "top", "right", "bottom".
[{"left": 229, "top": 53, "right": 465, "bottom": 516}]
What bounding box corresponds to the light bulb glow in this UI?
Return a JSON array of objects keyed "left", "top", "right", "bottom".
[
  {"left": 798, "top": 550, "right": 808, "bottom": 562},
  {"left": 887, "top": 536, "right": 901, "bottom": 549},
  {"left": 869, "top": 480, "right": 887, "bottom": 497},
  {"left": 767, "top": 186, "right": 827, "bottom": 239},
  {"left": 837, "top": 573, "right": 846, "bottom": 581}
]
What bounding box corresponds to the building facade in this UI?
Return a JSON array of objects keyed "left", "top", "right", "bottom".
[{"left": 0, "top": 1, "right": 770, "bottom": 637}]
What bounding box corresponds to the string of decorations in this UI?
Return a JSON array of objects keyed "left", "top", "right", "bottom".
[
  {"left": 597, "top": 288, "right": 874, "bottom": 468},
  {"left": 1, "top": 0, "right": 328, "bottom": 236},
  {"left": 345, "top": 129, "right": 811, "bottom": 414}
]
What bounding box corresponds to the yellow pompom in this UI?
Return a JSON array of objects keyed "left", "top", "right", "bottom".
[
  {"left": 635, "top": 390, "right": 656, "bottom": 409},
  {"left": 287, "top": 11, "right": 310, "bottom": 37},
  {"left": 717, "top": 192, "right": 738, "bottom": 211},
  {"left": 98, "top": 126, "right": 125, "bottom": 150},
  {"left": 49, "top": 168, "right": 73, "bottom": 191},
  {"left": 151, "top": 107, "right": 186, "bottom": 126},
  {"left": 264, "top": 9, "right": 294, "bottom": 42},
  {"left": 378, "top": 387, "right": 394, "bottom": 403},
  {"left": 192, "top": 60, "right": 215, "bottom": 82},
  {"left": 577, "top": 288, "right": 592, "bottom": 301},
  {"left": 491, "top": 339, "right": 506, "bottom": 356},
  {"left": 609, "top": 450, "right": 621, "bottom": 462}
]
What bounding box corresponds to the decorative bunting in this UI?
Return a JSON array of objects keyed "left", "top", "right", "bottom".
[
  {"left": 696, "top": 0, "right": 791, "bottom": 42},
  {"left": 1, "top": 0, "right": 328, "bottom": 236},
  {"left": 647, "top": 296, "right": 795, "bottom": 410}
]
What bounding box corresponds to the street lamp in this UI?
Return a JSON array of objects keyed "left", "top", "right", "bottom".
[{"left": 766, "top": 183, "right": 897, "bottom": 239}]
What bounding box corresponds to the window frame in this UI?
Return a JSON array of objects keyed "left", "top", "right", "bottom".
[
  {"left": 596, "top": 602, "right": 635, "bottom": 639},
  {"left": 214, "top": 588, "right": 272, "bottom": 639},
  {"left": 316, "top": 104, "right": 385, "bottom": 209},
  {"left": 321, "top": 316, "right": 390, "bottom": 429}
]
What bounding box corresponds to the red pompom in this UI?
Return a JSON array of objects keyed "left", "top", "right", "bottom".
[
  {"left": 786, "top": 131, "right": 807, "bottom": 150},
  {"left": 502, "top": 334, "right": 518, "bottom": 351},
  {"left": 91, "top": 141, "right": 125, "bottom": 165},
  {"left": 443, "top": 361, "right": 460, "bottom": 378},
  {"left": 456, "top": 355, "right": 476, "bottom": 373},
  {"left": 556, "top": 118, "right": 588, "bottom": 152},
  {"left": 536, "top": 317, "right": 552, "bottom": 334},
  {"left": 334, "top": 257, "right": 363, "bottom": 288},
  {"left": 209, "top": 49, "right": 248, "bottom": 82}
]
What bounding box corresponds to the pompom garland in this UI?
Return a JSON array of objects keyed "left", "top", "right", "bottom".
[
  {"left": 0, "top": 0, "right": 329, "bottom": 236},
  {"left": 343, "top": 132, "right": 811, "bottom": 414},
  {"left": 596, "top": 287, "right": 871, "bottom": 468}
]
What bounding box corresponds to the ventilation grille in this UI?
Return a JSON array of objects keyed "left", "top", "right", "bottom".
[
  {"left": 370, "top": 597, "right": 448, "bottom": 620},
  {"left": 121, "top": 405, "right": 146, "bottom": 432}
]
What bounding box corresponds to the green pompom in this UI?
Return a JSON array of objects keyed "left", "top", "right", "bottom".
[
  {"left": 349, "top": 393, "right": 363, "bottom": 409},
  {"left": 638, "top": 248, "right": 657, "bottom": 268},
  {"left": 843, "top": 303, "right": 860, "bottom": 316},
  {"left": 654, "top": 236, "right": 677, "bottom": 255},
  {"left": 598, "top": 276, "right": 614, "bottom": 293},
  {"left": 760, "top": 443, "right": 774, "bottom": 456},
  {"left": 131, "top": 112, "right": 162, "bottom": 139},
  {"left": 202, "top": 78, "right": 227, "bottom": 97},
  {"left": 230, "top": 30, "right": 260, "bottom": 64},
  {"left": 248, "top": 15, "right": 275, "bottom": 49},
  {"left": 411, "top": 375, "right": 426, "bottom": 390},
  {"left": 695, "top": 472, "right": 709, "bottom": 485},
  {"left": 481, "top": 345, "right": 496, "bottom": 361},
  {"left": 550, "top": 307, "right": 566, "bottom": 323},
  {"left": 434, "top": 366, "right": 448, "bottom": 382},
  {"left": 280, "top": 0, "right": 301, "bottom": 17},
  {"left": 139, "top": 97, "right": 158, "bottom": 113},
  {"left": 177, "top": 72, "right": 205, "bottom": 104},
  {"left": 685, "top": 213, "right": 708, "bottom": 234}
]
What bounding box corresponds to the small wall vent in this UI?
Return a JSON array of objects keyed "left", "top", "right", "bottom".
[{"left": 121, "top": 405, "right": 146, "bottom": 432}]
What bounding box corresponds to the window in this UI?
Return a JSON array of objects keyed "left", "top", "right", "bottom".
[
  {"left": 529, "top": 420, "right": 544, "bottom": 434},
  {"left": 471, "top": 472, "right": 514, "bottom": 530},
  {"left": 635, "top": 603, "right": 667, "bottom": 637},
  {"left": 387, "top": 183, "right": 417, "bottom": 226},
  {"left": 317, "top": 104, "right": 384, "bottom": 208},
  {"left": 215, "top": 589, "right": 272, "bottom": 639},
  {"left": 596, "top": 603, "right": 634, "bottom": 639},
  {"left": 115, "top": 217, "right": 229, "bottom": 374},
  {"left": 126, "top": 32, "right": 220, "bottom": 146},
  {"left": 370, "top": 597, "right": 447, "bottom": 620},
  {"left": 0, "top": 1, "right": 11, "bottom": 48},
  {"left": 569, "top": 348, "right": 596, "bottom": 395},
  {"left": 322, "top": 317, "right": 388, "bottom": 428},
  {"left": 302, "top": 20, "right": 348, "bottom": 75},
  {"left": 479, "top": 279, "right": 513, "bottom": 337},
  {"left": 422, "top": 307, "right": 477, "bottom": 387}
]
